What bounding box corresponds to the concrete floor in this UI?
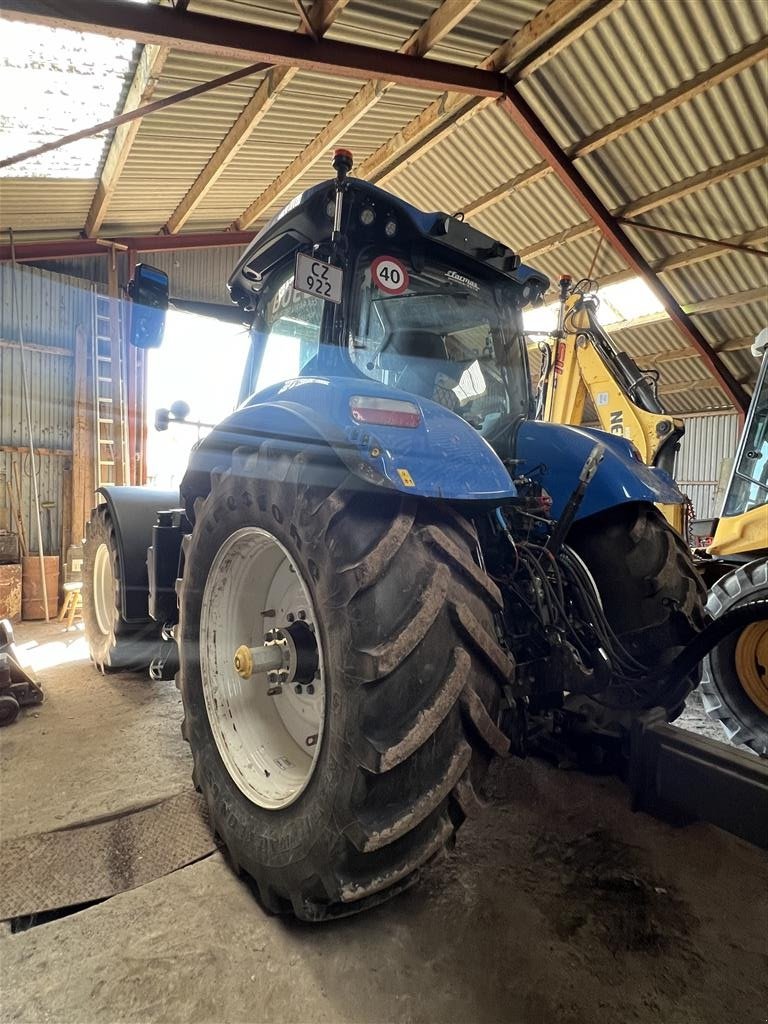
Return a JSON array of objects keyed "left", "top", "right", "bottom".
[{"left": 1, "top": 621, "right": 766, "bottom": 1024}]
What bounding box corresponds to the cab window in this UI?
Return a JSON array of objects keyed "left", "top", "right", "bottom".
[{"left": 240, "top": 268, "right": 324, "bottom": 399}]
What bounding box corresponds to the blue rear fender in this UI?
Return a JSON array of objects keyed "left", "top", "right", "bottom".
[
  {"left": 515, "top": 420, "right": 684, "bottom": 522},
  {"left": 184, "top": 376, "right": 517, "bottom": 502}
]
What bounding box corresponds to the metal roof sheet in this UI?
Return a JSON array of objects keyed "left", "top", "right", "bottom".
[{"left": 0, "top": 0, "right": 765, "bottom": 414}]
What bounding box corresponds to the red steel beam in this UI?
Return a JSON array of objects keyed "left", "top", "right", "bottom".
[
  {"left": 497, "top": 92, "right": 751, "bottom": 413},
  {"left": 0, "top": 231, "right": 258, "bottom": 262},
  {"left": 1, "top": 0, "right": 505, "bottom": 97}
]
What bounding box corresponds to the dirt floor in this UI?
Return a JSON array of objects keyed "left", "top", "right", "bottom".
[{"left": 1, "top": 620, "right": 766, "bottom": 1024}]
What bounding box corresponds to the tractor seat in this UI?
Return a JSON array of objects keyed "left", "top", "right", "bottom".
[{"left": 381, "top": 330, "right": 460, "bottom": 405}]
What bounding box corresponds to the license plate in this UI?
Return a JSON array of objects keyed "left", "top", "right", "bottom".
[{"left": 294, "top": 252, "right": 343, "bottom": 304}]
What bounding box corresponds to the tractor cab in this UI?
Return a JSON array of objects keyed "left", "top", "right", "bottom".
[
  {"left": 705, "top": 328, "right": 768, "bottom": 559},
  {"left": 228, "top": 150, "right": 549, "bottom": 433}
]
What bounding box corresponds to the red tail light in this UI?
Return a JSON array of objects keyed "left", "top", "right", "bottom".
[{"left": 349, "top": 396, "right": 421, "bottom": 428}]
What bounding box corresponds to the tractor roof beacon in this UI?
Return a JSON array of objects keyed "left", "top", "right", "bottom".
[{"left": 81, "top": 152, "right": 764, "bottom": 922}]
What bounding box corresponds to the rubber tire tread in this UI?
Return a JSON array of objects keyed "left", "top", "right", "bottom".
[
  {"left": 700, "top": 557, "right": 768, "bottom": 756},
  {"left": 568, "top": 502, "right": 708, "bottom": 717},
  {"left": 178, "top": 445, "right": 511, "bottom": 921},
  {"left": 82, "top": 504, "right": 161, "bottom": 672}
]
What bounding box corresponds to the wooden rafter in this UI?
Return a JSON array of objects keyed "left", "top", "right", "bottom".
[
  {"left": 230, "top": 0, "right": 482, "bottom": 232},
  {"left": 356, "top": 0, "right": 617, "bottom": 185},
  {"left": 498, "top": 89, "right": 752, "bottom": 412},
  {"left": 460, "top": 76, "right": 765, "bottom": 229},
  {"left": 163, "top": 0, "right": 350, "bottom": 234},
  {"left": 605, "top": 286, "right": 768, "bottom": 334},
  {"left": 84, "top": 44, "right": 169, "bottom": 236},
  {"left": 572, "top": 36, "right": 767, "bottom": 159},
  {"left": 514, "top": 146, "right": 768, "bottom": 263},
  {"left": 593, "top": 227, "right": 768, "bottom": 291}
]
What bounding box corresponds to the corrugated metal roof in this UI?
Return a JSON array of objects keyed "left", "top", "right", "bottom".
[{"left": 0, "top": 0, "right": 765, "bottom": 414}]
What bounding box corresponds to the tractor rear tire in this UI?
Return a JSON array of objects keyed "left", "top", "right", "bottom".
[
  {"left": 178, "top": 444, "right": 512, "bottom": 921},
  {"left": 83, "top": 504, "right": 160, "bottom": 673},
  {"left": 568, "top": 502, "right": 708, "bottom": 718},
  {"left": 700, "top": 558, "right": 768, "bottom": 756}
]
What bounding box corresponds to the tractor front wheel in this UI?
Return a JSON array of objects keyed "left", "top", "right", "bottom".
[
  {"left": 83, "top": 504, "right": 160, "bottom": 672},
  {"left": 178, "top": 444, "right": 512, "bottom": 921}
]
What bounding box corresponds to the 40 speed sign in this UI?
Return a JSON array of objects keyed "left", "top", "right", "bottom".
[{"left": 371, "top": 256, "right": 409, "bottom": 295}]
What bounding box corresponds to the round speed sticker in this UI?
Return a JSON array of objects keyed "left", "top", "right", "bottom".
[{"left": 371, "top": 256, "right": 409, "bottom": 295}]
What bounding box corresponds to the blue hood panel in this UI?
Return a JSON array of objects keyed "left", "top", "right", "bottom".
[
  {"left": 515, "top": 420, "right": 684, "bottom": 521},
  {"left": 239, "top": 377, "right": 517, "bottom": 501}
]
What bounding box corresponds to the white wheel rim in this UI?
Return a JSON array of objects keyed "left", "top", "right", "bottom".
[
  {"left": 93, "top": 542, "right": 115, "bottom": 635},
  {"left": 200, "top": 527, "right": 326, "bottom": 810}
]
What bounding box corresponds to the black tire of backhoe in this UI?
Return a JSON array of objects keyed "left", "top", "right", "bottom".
[
  {"left": 177, "top": 443, "right": 513, "bottom": 922},
  {"left": 567, "top": 502, "right": 709, "bottom": 718},
  {"left": 700, "top": 558, "right": 768, "bottom": 756},
  {"left": 82, "top": 504, "right": 161, "bottom": 673}
]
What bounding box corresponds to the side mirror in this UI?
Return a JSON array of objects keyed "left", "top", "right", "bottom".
[{"left": 128, "top": 263, "right": 169, "bottom": 349}]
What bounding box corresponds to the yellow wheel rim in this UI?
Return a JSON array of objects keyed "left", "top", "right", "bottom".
[{"left": 735, "top": 621, "right": 768, "bottom": 715}]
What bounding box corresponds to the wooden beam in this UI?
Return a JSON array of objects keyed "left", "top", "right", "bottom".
[
  {"left": 0, "top": 338, "right": 72, "bottom": 357},
  {"left": 164, "top": 0, "right": 350, "bottom": 234},
  {"left": 356, "top": 0, "right": 614, "bottom": 184},
  {"left": 421, "top": 35, "right": 768, "bottom": 224},
  {"left": 70, "top": 323, "right": 92, "bottom": 547},
  {"left": 514, "top": 146, "right": 768, "bottom": 265},
  {"left": 684, "top": 286, "right": 767, "bottom": 318},
  {"left": 622, "top": 146, "right": 768, "bottom": 220},
  {"left": 232, "top": 0, "right": 481, "bottom": 231},
  {"left": 498, "top": 90, "right": 751, "bottom": 411},
  {"left": 462, "top": 162, "right": 550, "bottom": 218},
  {"left": 605, "top": 287, "right": 768, "bottom": 334},
  {"left": 464, "top": 137, "right": 767, "bottom": 231},
  {"left": 715, "top": 335, "right": 757, "bottom": 353},
  {"left": 85, "top": 44, "right": 169, "bottom": 237},
  {"left": 1, "top": 0, "right": 505, "bottom": 96},
  {"left": 0, "top": 230, "right": 258, "bottom": 262},
  {"left": 572, "top": 37, "right": 768, "bottom": 159}
]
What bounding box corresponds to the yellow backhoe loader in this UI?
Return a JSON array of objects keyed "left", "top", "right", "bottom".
[
  {"left": 534, "top": 276, "right": 688, "bottom": 536},
  {"left": 694, "top": 328, "right": 768, "bottom": 755}
]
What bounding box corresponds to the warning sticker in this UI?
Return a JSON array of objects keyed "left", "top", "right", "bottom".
[
  {"left": 397, "top": 468, "right": 415, "bottom": 487},
  {"left": 371, "top": 256, "right": 409, "bottom": 295}
]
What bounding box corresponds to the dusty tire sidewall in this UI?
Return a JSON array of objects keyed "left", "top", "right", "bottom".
[
  {"left": 82, "top": 508, "right": 119, "bottom": 668},
  {"left": 179, "top": 470, "right": 363, "bottom": 882}
]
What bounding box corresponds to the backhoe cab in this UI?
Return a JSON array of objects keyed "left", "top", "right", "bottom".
[
  {"left": 80, "top": 153, "right": 765, "bottom": 921},
  {"left": 696, "top": 327, "right": 768, "bottom": 754}
]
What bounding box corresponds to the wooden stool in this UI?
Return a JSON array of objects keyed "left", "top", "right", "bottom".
[{"left": 58, "top": 582, "right": 83, "bottom": 628}]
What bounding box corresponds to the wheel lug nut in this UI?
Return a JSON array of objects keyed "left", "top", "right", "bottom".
[
  {"left": 305, "top": 734, "right": 318, "bottom": 747},
  {"left": 306, "top": 683, "right": 315, "bottom": 695},
  {"left": 294, "top": 684, "right": 303, "bottom": 694},
  {"left": 298, "top": 610, "right": 306, "bottom": 620},
  {"left": 287, "top": 612, "right": 295, "bottom": 623}
]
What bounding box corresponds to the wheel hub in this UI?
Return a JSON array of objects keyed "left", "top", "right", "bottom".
[
  {"left": 200, "top": 527, "right": 326, "bottom": 810},
  {"left": 735, "top": 621, "right": 768, "bottom": 715}
]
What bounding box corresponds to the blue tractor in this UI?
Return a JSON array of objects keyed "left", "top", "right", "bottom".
[{"left": 82, "top": 152, "right": 708, "bottom": 920}]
